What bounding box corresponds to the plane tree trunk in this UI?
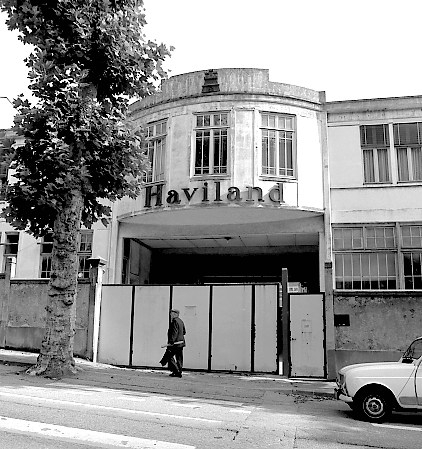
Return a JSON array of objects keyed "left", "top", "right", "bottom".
[{"left": 26, "top": 188, "right": 84, "bottom": 378}]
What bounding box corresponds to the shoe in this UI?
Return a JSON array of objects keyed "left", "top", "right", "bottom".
[{"left": 169, "top": 372, "right": 182, "bottom": 378}]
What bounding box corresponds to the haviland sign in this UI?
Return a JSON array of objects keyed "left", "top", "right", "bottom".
[{"left": 144, "top": 181, "right": 285, "bottom": 208}]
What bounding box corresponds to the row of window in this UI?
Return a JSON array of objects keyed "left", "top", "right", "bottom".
[
  {"left": 143, "top": 111, "right": 296, "bottom": 183},
  {"left": 3, "top": 231, "right": 93, "bottom": 279},
  {"left": 334, "top": 225, "right": 422, "bottom": 290},
  {"left": 361, "top": 123, "right": 422, "bottom": 183}
]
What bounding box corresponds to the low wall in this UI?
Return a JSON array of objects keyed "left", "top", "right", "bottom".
[
  {"left": 333, "top": 291, "right": 422, "bottom": 371},
  {"left": 0, "top": 276, "right": 91, "bottom": 357}
]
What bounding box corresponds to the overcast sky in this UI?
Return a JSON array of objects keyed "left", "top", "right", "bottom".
[{"left": 1, "top": 0, "right": 421, "bottom": 128}]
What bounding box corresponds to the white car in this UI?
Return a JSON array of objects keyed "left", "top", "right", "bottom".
[{"left": 335, "top": 337, "right": 422, "bottom": 422}]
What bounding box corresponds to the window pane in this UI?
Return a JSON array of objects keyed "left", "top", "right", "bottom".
[
  {"left": 262, "top": 130, "right": 269, "bottom": 173},
  {"left": 397, "top": 147, "right": 409, "bottom": 181},
  {"left": 333, "top": 229, "right": 344, "bottom": 250},
  {"left": 269, "top": 115, "right": 276, "bottom": 128},
  {"left": 335, "top": 254, "right": 343, "bottom": 276},
  {"left": 361, "top": 124, "right": 389, "bottom": 146},
  {"left": 377, "top": 149, "right": 390, "bottom": 182},
  {"left": 411, "top": 147, "right": 422, "bottom": 180},
  {"left": 213, "top": 129, "right": 227, "bottom": 174},
  {"left": 195, "top": 130, "right": 210, "bottom": 174},
  {"left": 363, "top": 149, "right": 375, "bottom": 182},
  {"left": 352, "top": 228, "right": 363, "bottom": 248},
  {"left": 395, "top": 123, "right": 419, "bottom": 145}
]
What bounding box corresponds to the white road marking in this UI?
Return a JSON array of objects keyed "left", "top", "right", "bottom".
[
  {"left": 0, "top": 416, "right": 195, "bottom": 448},
  {"left": 172, "top": 403, "right": 201, "bottom": 409},
  {"left": 20, "top": 385, "right": 94, "bottom": 396},
  {"left": 0, "top": 391, "right": 222, "bottom": 424},
  {"left": 229, "top": 409, "right": 251, "bottom": 414},
  {"left": 118, "top": 396, "right": 147, "bottom": 403},
  {"left": 372, "top": 423, "right": 422, "bottom": 432}
]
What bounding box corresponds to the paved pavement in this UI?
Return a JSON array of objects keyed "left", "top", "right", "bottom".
[{"left": 0, "top": 349, "right": 336, "bottom": 401}]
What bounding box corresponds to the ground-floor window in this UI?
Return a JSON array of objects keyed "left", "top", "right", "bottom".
[
  {"left": 333, "top": 224, "right": 422, "bottom": 290},
  {"left": 39, "top": 231, "right": 93, "bottom": 279}
]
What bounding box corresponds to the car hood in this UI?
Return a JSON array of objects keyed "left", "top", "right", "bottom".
[{"left": 339, "top": 361, "right": 404, "bottom": 375}]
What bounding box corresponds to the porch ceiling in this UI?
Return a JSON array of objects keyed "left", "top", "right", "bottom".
[{"left": 137, "top": 232, "right": 319, "bottom": 250}]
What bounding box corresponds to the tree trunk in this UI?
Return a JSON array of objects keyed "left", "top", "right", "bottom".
[{"left": 26, "top": 188, "right": 84, "bottom": 378}]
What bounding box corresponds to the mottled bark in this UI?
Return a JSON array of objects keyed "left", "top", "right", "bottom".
[{"left": 26, "top": 189, "right": 83, "bottom": 378}]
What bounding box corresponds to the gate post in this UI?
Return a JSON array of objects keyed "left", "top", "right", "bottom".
[
  {"left": 281, "top": 268, "right": 290, "bottom": 376},
  {"left": 87, "top": 257, "right": 107, "bottom": 362}
]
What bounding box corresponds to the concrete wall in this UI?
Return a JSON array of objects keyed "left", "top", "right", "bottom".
[
  {"left": 333, "top": 291, "right": 422, "bottom": 372},
  {"left": 0, "top": 276, "right": 91, "bottom": 357}
]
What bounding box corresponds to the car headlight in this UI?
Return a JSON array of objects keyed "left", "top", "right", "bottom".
[{"left": 337, "top": 373, "right": 348, "bottom": 396}]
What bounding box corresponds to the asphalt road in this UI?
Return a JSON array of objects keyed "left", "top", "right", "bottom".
[{"left": 0, "top": 364, "right": 421, "bottom": 448}]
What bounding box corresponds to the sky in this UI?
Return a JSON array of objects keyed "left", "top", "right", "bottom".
[{"left": 1, "top": 0, "right": 422, "bottom": 128}]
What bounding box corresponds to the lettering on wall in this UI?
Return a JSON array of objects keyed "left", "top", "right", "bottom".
[{"left": 144, "top": 181, "right": 284, "bottom": 208}]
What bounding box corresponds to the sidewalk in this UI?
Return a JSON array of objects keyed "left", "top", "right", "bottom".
[{"left": 0, "top": 349, "right": 336, "bottom": 401}]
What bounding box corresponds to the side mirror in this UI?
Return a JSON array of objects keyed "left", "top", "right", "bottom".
[{"left": 402, "top": 357, "right": 414, "bottom": 364}]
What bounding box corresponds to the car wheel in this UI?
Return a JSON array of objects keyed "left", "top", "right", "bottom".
[{"left": 355, "top": 390, "right": 391, "bottom": 422}]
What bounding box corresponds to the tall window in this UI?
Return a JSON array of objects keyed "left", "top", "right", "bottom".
[
  {"left": 333, "top": 226, "right": 397, "bottom": 290},
  {"left": 394, "top": 122, "right": 422, "bottom": 182},
  {"left": 402, "top": 225, "right": 422, "bottom": 289},
  {"left": 40, "top": 234, "right": 53, "bottom": 278},
  {"left": 360, "top": 124, "right": 390, "bottom": 183},
  {"left": 77, "top": 231, "right": 93, "bottom": 279},
  {"left": 143, "top": 120, "right": 166, "bottom": 183},
  {"left": 3, "top": 232, "right": 19, "bottom": 272},
  {"left": 39, "top": 231, "right": 92, "bottom": 278},
  {"left": 261, "top": 112, "right": 295, "bottom": 178},
  {"left": 194, "top": 112, "right": 228, "bottom": 175}
]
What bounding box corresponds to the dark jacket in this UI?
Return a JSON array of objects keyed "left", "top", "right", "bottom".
[{"left": 168, "top": 316, "right": 186, "bottom": 347}]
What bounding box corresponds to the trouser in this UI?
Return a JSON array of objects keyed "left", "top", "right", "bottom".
[{"left": 168, "top": 346, "right": 183, "bottom": 374}]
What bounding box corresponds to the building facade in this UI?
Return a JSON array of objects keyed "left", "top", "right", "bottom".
[{"left": 1, "top": 69, "right": 422, "bottom": 377}]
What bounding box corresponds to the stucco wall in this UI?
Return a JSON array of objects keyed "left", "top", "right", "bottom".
[
  {"left": 0, "top": 279, "right": 91, "bottom": 356},
  {"left": 333, "top": 292, "right": 422, "bottom": 371}
]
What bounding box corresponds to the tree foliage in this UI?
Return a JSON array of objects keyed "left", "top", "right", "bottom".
[
  {"left": 0, "top": 0, "right": 171, "bottom": 235},
  {"left": 0, "top": 0, "right": 171, "bottom": 377}
]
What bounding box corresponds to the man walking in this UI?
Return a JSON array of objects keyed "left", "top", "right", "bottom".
[{"left": 162, "top": 309, "right": 186, "bottom": 378}]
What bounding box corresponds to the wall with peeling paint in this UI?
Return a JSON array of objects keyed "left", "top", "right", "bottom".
[
  {"left": 333, "top": 292, "right": 422, "bottom": 371},
  {"left": 0, "top": 277, "right": 91, "bottom": 357}
]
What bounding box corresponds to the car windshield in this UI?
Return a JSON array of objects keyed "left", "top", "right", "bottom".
[{"left": 403, "top": 339, "right": 422, "bottom": 360}]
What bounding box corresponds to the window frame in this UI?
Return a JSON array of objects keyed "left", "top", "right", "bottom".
[
  {"left": 394, "top": 122, "right": 422, "bottom": 182},
  {"left": 360, "top": 124, "right": 391, "bottom": 184},
  {"left": 142, "top": 119, "right": 167, "bottom": 184},
  {"left": 40, "top": 233, "right": 53, "bottom": 278},
  {"left": 39, "top": 231, "right": 93, "bottom": 279},
  {"left": 193, "top": 111, "right": 230, "bottom": 177},
  {"left": 401, "top": 224, "right": 422, "bottom": 289},
  {"left": 260, "top": 112, "right": 296, "bottom": 180},
  {"left": 333, "top": 225, "right": 398, "bottom": 291},
  {"left": 3, "top": 232, "right": 19, "bottom": 272},
  {"left": 77, "top": 231, "right": 93, "bottom": 279}
]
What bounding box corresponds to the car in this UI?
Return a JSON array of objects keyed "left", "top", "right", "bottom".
[{"left": 335, "top": 336, "right": 422, "bottom": 422}]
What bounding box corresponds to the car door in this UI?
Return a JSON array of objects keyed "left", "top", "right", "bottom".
[
  {"left": 397, "top": 338, "right": 422, "bottom": 408},
  {"left": 408, "top": 339, "right": 422, "bottom": 407},
  {"left": 417, "top": 356, "right": 422, "bottom": 407}
]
